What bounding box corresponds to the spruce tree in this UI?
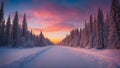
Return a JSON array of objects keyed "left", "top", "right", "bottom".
[
  {"left": 92, "top": 16, "right": 97, "bottom": 48},
  {"left": 39, "top": 31, "right": 46, "bottom": 47},
  {"left": 90, "top": 14, "right": 93, "bottom": 33},
  {"left": 96, "top": 8, "right": 105, "bottom": 49},
  {"left": 5, "top": 15, "right": 11, "bottom": 45},
  {"left": 108, "top": 0, "right": 120, "bottom": 49},
  {"left": 0, "top": 2, "right": 4, "bottom": 24},
  {"left": 87, "top": 14, "right": 94, "bottom": 48},
  {"left": 0, "top": 2, "right": 4, "bottom": 45},
  {"left": 1, "top": 20, "right": 5, "bottom": 45},
  {"left": 104, "top": 14, "right": 110, "bottom": 48},
  {"left": 12, "top": 11, "right": 19, "bottom": 47},
  {"left": 22, "top": 13, "right": 28, "bottom": 37},
  {"left": 84, "top": 21, "right": 89, "bottom": 47}
]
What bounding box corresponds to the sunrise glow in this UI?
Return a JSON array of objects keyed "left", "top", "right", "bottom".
[{"left": 4, "top": 0, "right": 110, "bottom": 44}]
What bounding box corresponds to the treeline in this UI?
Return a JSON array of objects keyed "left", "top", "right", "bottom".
[
  {"left": 60, "top": 0, "right": 120, "bottom": 49},
  {"left": 0, "top": 2, "right": 53, "bottom": 48}
]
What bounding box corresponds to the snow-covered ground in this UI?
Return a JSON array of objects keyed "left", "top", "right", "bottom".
[{"left": 0, "top": 45, "right": 120, "bottom": 68}]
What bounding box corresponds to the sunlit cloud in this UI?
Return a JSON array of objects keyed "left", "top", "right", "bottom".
[{"left": 4, "top": 0, "right": 110, "bottom": 43}]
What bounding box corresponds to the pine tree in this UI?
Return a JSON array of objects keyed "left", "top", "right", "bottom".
[
  {"left": 92, "top": 16, "right": 97, "bottom": 48},
  {"left": 22, "top": 13, "right": 28, "bottom": 37},
  {"left": 96, "top": 8, "right": 105, "bottom": 49},
  {"left": 0, "top": 20, "right": 5, "bottom": 45},
  {"left": 39, "top": 31, "right": 46, "bottom": 47},
  {"left": 0, "top": 2, "right": 4, "bottom": 45},
  {"left": 116, "top": 5, "right": 120, "bottom": 47},
  {"left": 84, "top": 21, "right": 89, "bottom": 48},
  {"left": 17, "top": 23, "right": 22, "bottom": 45},
  {"left": 30, "top": 30, "right": 33, "bottom": 40},
  {"left": 90, "top": 14, "right": 93, "bottom": 33},
  {"left": 5, "top": 15, "right": 11, "bottom": 45},
  {"left": 73, "top": 29, "right": 79, "bottom": 47},
  {"left": 12, "top": 11, "right": 19, "bottom": 47},
  {"left": 104, "top": 14, "right": 110, "bottom": 48},
  {"left": 0, "top": 2, "right": 4, "bottom": 24},
  {"left": 68, "top": 29, "right": 74, "bottom": 47},
  {"left": 78, "top": 28, "right": 82, "bottom": 47},
  {"left": 87, "top": 14, "right": 94, "bottom": 48},
  {"left": 108, "top": 0, "right": 120, "bottom": 49},
  {"left": 118, "top": 5, "right": 120, "bottom": 33},
  {"left": 80, "top": 28, "right": 86, "bottom": 47}
]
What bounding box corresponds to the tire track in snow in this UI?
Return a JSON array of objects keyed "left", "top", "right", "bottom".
[
  {"left": 1, "top": 46, "right": 54, "bottom": 68},
  {"left": 23, "top": 46, "right": 97, "bottom": 68}
]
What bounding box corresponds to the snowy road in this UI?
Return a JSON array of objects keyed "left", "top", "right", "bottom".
[{"left": 0, "top": 46, "right": 120, "bottom": 68}]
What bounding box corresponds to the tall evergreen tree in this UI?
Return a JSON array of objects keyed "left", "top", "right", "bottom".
[
  {"left": 104, "top": 14, "right": 110, "bottom": 48},
  {"left": 22, "top": 13, "right": 28, "bottom": 37},
  {"left": 72, "top": 29, "right": 79, "bottom": 47},
  {"left": 39, "top": 31, "right": 46, "bottom": 47},
  {"left": 0, "top": 2, "right": 4, "bottom": 45},
  {"left": 80, "top": 28, "right": 86, "bottom": 47},
  {"left": 92, "top": 16, "right": 97, "bottom": 47},
  {"left": 5, "top": 15, "right": 11, "bottom": 45},
  {"left": 87, "top": 14, "right": 94, "bottom": 48},
  {"left": 90, "top": 14, "right": 93, "bottom": 33},
  {"left": 118, "top": 5, "right": 120, "bottom": 35},
  {"left": 0, "top": 20, "right": 5, "bottom": 45},
  {"left": 30, "top": 30, "right": 33, "bottom": 40},
  {"left": 12, "top": 11, "right": 19, "bottom": 47},
  {"left": 78, "top": 28, "right": 82, "bottom": 47},
  {"left": 96, "top": 8, "right": 105, "bottom": 49},
  {"left": 0, "top": 2, "right": 4, "bottom": 24},
  {"left": 108, "top": 0, "right": 120, "bottom": 49},
  {"left": 84, "top": 21, "right": 89, "bottom": 47}
]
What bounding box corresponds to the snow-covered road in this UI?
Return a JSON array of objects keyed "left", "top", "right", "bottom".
[{"left": 0, "top": 45, "right": 120, "bottom": 68}]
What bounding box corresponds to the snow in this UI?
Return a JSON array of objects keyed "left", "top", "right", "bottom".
[
  {"left": 0, "top": 46, "right": 51, "bottom": 67},
  {"left": 0, "top": 45, "right": 120, "bottom": 68},
  {"left": 63, "top": 46, "right": 120, "bottom": 68}
]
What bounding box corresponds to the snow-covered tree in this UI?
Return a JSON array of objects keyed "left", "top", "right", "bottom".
[
  {"left": 0, "top": 2, "right": 4, "bottom": 45},
  {"left": 70, "top": 29, "right": 80, "bottom": 47},
  {"left": 83, "top": 21, "right": 89, "bottom": 48},
  {"left": 38, "top": 31, "right": 46, "bottom": 47},
  {"left": 79, "top": 28, "right": 85, "bottom": 47},
  {"left": 78, "top": 28, "right": 82, "bottom": 47},
  {"left": 87, "top": 15, "right": 94, "bottom": 49},
  {"left": 108, "top": 0, "right": 120, "bottom": 49},
  {"left": 90, "top": 14, "right": 93, "bottom": 34},
  {"left": 5, "top": 15, "right": 11, "bottom": 45},
  {"left": 22, "top": 13, "right": 28, "bottom": 37},
  {"left": 96, "top": 8, "right": 105, "bottom": 49},
  {"left": 44, "top": 38, "right": 53, "bottom": 45},
  {"left": 118, "top": 6, "right": 120, "bottom": 38},
  {"left": 0, "top": 20, "right": 5, "bottom": 45},
  {"left": 0, "top": 2, "right": 4, "bottom": 24},
  {"left": 60, "top": 34, "right": 71, "bottom": 46},
  {"left": 104, "top": 14, "right": 110, "bottom": 48},
  {"left": 12, "top": 11, "right": 19, "bottom": 47},
  {"left": 92, "top": 16, "right": 97, "bottom": 48}
]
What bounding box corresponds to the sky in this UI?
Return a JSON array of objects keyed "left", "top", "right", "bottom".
[{"left": 1, "top": 0, "right": 111, "bottom": 44}]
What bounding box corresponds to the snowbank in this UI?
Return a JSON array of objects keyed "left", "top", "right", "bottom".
[{"left": 62, "top": 46, "right": 120, "bottom": 68}]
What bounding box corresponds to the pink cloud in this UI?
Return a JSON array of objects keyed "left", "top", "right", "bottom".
[
  {"left": 25, "top": 1, "right": 109, "bottom": 33},
  {"left": 28, "top": 6, "right": 86, "bottom": 24}
]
